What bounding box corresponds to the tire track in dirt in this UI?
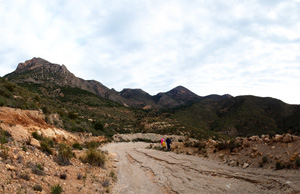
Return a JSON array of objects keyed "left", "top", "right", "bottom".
[
  {"left": 103, "top": 142, "right": 300, "bottom": 194},
  {"left": 136, "top": 149, "right": 299, "bottom": 193},
  {"left": 127, "top": 153, "right": 178, "bottom": 194}
]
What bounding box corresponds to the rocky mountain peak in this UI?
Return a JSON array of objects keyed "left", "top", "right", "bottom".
[{"left": 16, "top": 57, "right": 49, "bottom": 72}]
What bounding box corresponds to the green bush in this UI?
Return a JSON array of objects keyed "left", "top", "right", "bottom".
[
  {"left": 32, "top": 131, "right": 43, "bottom": 140},
  {"left": 275, "top": 161, "right": 285, "bottom": 170},
  {"left": 40, "top": 140, "right": 53, "bottom": 155},
  {"left": 262, "top": 156, "right": 268, "bottom": 164},
  {"left": 56, "top": 143, "right": 73, "bottom": 165},
  {"left": 51, "top": 184, "right": 63, "bottom": 194},
  {"left": 68, "top": 112, "right": 78, "bottom": 120},
  {"left": 85, "top": 141, "right": 101, "bottom": 149},
  {"left": 32, "top": 163, "right": 45, "bottom": 176},
  {"left": 94, "top": 121, "right": 104, "bottom": 131},
  {"left": 80, "top": 148, "right": 106, "bottom": 167},
  {"left": 72, "top": 142, "right": 83, "bottom": 150},
  {"left": 215, "top": 141, "right": 229, "bottom": 151}
]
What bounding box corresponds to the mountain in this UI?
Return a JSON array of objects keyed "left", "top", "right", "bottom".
[
  {"left": 119, "top": 86, "right": 202, "bottom": 109},
  {"left": 5, "top": 58, "right": 202, "bottom": 109},
  {"left": 154, "top": 86, "right": 201, "bottom": 108},
  {"left": 119, "top": 88, "right": 157, "bottom": 109},
  {"left": 5, "top": 57, "right": 131, "bottom": 106}
]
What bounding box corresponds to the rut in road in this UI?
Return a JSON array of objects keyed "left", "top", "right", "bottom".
[{"left": 104, "top": 142, "right": 300, "bottom": 194}]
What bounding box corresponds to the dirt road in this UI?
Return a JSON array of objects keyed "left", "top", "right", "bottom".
[{"left": 103, "top": 142, "right": 300, "bottom": 194}]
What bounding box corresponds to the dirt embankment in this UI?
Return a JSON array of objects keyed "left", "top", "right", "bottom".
[{"left": 0, "top": 107, "right": 105, "bottom": 145}]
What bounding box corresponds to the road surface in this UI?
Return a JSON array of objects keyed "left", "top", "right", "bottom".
[{"left": 103, "top": 142, "right": 300, "bottom": 194}]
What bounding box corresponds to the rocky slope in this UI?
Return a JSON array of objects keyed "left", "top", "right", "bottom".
[{"left": 0, "top": 107, "right": 115, "bottom": 193}]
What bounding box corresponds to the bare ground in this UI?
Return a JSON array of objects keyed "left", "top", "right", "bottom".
[{"left": 103, "top": 142, "right": 300, "bottom": 194}]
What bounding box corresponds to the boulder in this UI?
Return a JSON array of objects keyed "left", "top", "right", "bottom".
[
  {"left": 249, "top": 136, "right": 260, "bottom": 141},
  {"left": 30, "top": 138, "right": 41, "bottom": 148},
  {"left": 6, "top": 164, "right": 17, "bottom": 171},
  {"left": 243, "top": 163, "right": 250, "bottom": 169},
  {"left": 282, "top": 133, "right": 293, "bottom": 143},
  {"left": 242, "top": 139, "right": 250, "bottom": 147},
  {"left": 263, "top": 137, "right": 270, "bottom": 143},
  {"left": 274, "top": 134, "right": 283, "bottom": 142}
]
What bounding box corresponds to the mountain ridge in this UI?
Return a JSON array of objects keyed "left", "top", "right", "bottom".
[{"left": 5, "top": 57, "right": 204, "bottom": 109}]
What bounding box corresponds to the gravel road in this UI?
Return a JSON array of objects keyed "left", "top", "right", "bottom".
[{"left": 103, "top": 142, "right": 300, "bottom": 194}]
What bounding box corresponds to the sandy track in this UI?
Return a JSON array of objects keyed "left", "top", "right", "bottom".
[{"left": 103, "top": 142, "right": 300, "bottom": 194}]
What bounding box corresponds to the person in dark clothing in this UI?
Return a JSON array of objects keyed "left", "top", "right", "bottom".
[{"left": 166, "top": 137, "right": 172, "bottom": 151}]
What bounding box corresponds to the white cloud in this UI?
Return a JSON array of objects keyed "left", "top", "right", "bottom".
[{"left": 0, "top": 0, "right": 299, "bottom": 104}]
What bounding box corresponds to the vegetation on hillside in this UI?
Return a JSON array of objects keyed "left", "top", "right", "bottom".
[{"left": 1, "top": 75, "right": 299, "bottom": 140}]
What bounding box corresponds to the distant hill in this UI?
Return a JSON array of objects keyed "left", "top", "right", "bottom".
[
  {"left": 171, "top": 95, "right": 300, "bottom": 138},
  {"left": 119, "top": 86, "right": 202, "bottom": 109}
]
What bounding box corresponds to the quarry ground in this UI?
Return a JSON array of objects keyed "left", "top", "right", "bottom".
[{"left": 103, "top": 142, "right": 300, "bottom": 194}]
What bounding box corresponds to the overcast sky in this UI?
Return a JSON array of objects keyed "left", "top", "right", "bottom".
[{"left": 0, "top": 0, "right": 300, "bottom": 104}]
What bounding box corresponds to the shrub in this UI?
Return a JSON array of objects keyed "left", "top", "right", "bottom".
[
  {"left": 94, "top": 121, "right": 104, "bottom": 131},
  {"left": 40, "top": 140, "right": 53, "bottom": 155},
  {"left": 20, "top": 172, "right": 30, "bottom": 181},
  {"left": 275, "top": 161, "right": 285, "bottom": 170},
  {"left": 51, "top": 184, "right": 63, "bottom": 194},
  {"left": 72, "top": 142, "right": 83, "bottom": 150},
  {"left": 68, "top": 112, "right": 78, "bottom": 119},
  {"left": 22, "top": 145, "right": 27, "bottom": 152},
  {"left": 0, "top": 128, "right": 12, "bottom": 144},
  {"left": 41, "top": 107, "right": 50, "bottom": 115},
  {"left": 56, "top": 143, "right": 73, "bottom": 165},
  {"left": 85, "top": 141, "right": 101, "bottom": 149},
  {"left": 80, "top": 148, "right": 106, "bottom": 167},
  {"left": 215, "top": 141, "right": 229, "bottom": 151},
  {"left": 32, "top": 163, "right": 45, "bottom": 176},
  {"left": 32, "top": 131, "right": 43, "bottom": 140},
  {"left": 33, "top": 184, "right": 43, "bottom": 191},
  {"left": 110, "top": 170, "right": 117, "bottom": 182},
  {"left": 262, "top": 156, "right": 268, "bottom": 164}
]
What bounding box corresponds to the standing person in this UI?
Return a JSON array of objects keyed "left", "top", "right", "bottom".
[
  {"left": 166, "top": 137, "right": 172, "bottom": 151},
  {"left": 161, "top": 137, "right": 165, "bottom": 150}
]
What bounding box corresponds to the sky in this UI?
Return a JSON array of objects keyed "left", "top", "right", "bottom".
[{"left": 0, "top": 0, "right": 300, "bottom": 105}]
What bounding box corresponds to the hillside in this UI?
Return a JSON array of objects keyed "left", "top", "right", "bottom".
[
  {"left": 2, "top": 57, "right": 300, "bottom": 139},
  {"left": 0, "top": 107, "right": 116, "bottom": 193},
  {"left": 171, "top": 95, "right": 300, "bottom": 138}
]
